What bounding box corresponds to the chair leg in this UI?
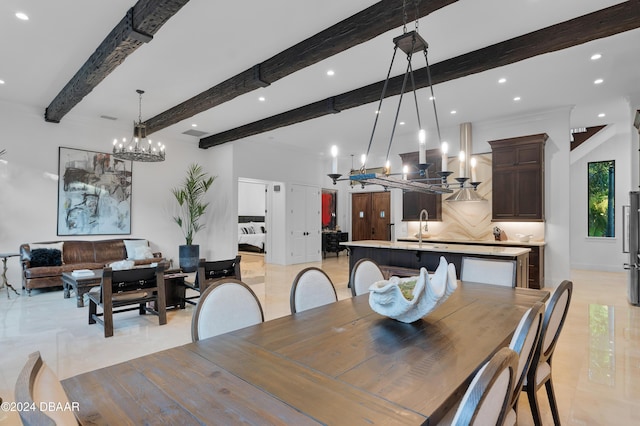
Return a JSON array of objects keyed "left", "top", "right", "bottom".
[
  {"left": 104, "top": 301, "right": 113, "bottom": 338},
  {"left": 88, "top": 299, "right": 96, "bottom": 324},
  {"left": 545, "top": 378, "right": 561, "bottom": 425},
  {"left": 526, "top": 385, "right": 543, "bottom": 426}
]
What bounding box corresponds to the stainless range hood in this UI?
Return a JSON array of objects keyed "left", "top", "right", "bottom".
[{"left": 446, "top": 122, "right": 487, "bottom": 202}]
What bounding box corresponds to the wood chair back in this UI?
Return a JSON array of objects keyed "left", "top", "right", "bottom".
[
  {"left": 88, "top": 264, "right": 166, "bottom": 337},
  {"left": 15, "top": 351, "right": 77, "bottom": 426},
  {"left": 452, "top": 347, "right": 518, "bottom": 426},
  {"left": 461, "top": 256, "right": 517, "bottom": 287},
  {"left": 523, "top": 279, "right": 573, "bottom": 425},
  {"left": 350, "top": 258, "right": 384, "bottom": 296},
  {"left": 191, "top": 278, "right": 264, "bottom": 342},
  {"left": 290, "top": 267, "right": 337, "bottom": 314},
  {"left": 508, "top": 301, "right": 544, "bottom": 408},
  {"left": 196, "top": 256, "right": 242, "bottom": 292}
]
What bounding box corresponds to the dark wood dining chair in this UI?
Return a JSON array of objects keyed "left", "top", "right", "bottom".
[
  {"left": 191, "top": 278, "right": 264, "bottom": 342},
  {"left": 350, "top": 258, "right": 384, "bottom": 296},
  {"left": 290, "top": 267, "right": 337, "bottom": 314},
  {"left": 504, "top": 301, "right": 545, "bottom": 425},
  {"left": 15, "top": 351, "right": 78, "bottom": 426},
  {"left": 183, "top": 256, "right": 242, "bottom": 305},
  {"left": 522, "top": 280, "right": 573, "bottom": 425},
  {"left": 451, "top": 347, "right": 519, "bottom": 426},
  {"left": 88, "top": 264, "right": 166, "bottom": 337}
]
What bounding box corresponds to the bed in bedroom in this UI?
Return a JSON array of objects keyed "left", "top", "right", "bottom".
[{"left": 238, "top": 215, "right": 265, "bottom": 253}]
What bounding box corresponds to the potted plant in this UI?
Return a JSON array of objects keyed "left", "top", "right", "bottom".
[{"left": 172, "top": 163, "right": 215, "bottom": 272}]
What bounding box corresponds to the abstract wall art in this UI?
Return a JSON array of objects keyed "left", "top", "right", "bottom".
[{"left": 57, "top": 147, "right": 132, "bottom": 235}]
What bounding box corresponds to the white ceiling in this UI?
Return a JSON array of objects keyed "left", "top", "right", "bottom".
[{"left": 1, "top": 0, "right": 639, "bottom": 160}]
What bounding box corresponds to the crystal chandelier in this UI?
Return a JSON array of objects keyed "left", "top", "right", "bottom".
[{"left": 112, "top": 90, "right": 165, "bottom": 162}]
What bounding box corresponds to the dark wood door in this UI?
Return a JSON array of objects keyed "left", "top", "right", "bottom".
[
  {"left": 352, "top": 192, "right": 372, "bottom": 241},
  {"left": 351, "top": 191, "right": 391, "bottom": 241},
  {"left": 371, "top": 191, "right": 391, "bottom": 240}
]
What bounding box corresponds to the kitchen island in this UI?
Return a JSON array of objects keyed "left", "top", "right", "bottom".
[{"left": 343, "top": 240, "right": 531, "bottom": 287}]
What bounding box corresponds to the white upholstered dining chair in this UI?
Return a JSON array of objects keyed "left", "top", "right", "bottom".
[
  {"left": 522, "top": 280, "right": 573, "bottom": 426},
  {"left": 350, "top": 258, "right": 385, "bottom": 296},
  {"left": 290, "top": 267, "right": 338, "bottom": 313},
  {"left": 15, "top": 351, "right": 78, "bottom": 426},
  {"left": 461, "top": 257, "right": 517, "bottom": 287},
  {"left": 191, "top": 278, "right": 264, "bottom": 342},
  {"left": 503, "top": 301, "right": 545, "bottom": 425},
  {"left": 451, "top": 347, "right": 519, "bottom": 426}
]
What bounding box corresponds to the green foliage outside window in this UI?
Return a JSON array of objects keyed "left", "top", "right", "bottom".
[{"left": 588, "top": 160, "right": 615, "bottom": 237}]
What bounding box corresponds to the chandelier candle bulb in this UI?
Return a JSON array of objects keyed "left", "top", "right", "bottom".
[
  {"left": 403, "top": 165, "right": 409, "bottom": 180},
  {"left": 441, "top": 142, "right": 449, "bottom": 172},
  {"left": 331, "top": 145, "right": 338, "bottom": 174},
  {"left": 385, "top": 160, "right": 391, "bottom": 175},
  {"left": 418, "top": 129, "right": 427, "bottom": 164},
  {"left": 470, "top": 156, "right": 477, "bottom": 182},
  {"left": 458, "top": 151, "right": 466, "bottom": 177}
]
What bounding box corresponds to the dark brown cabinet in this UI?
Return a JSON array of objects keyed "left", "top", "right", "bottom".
[
  {"left": 489, "top": 134, "right": 547, "bottom": 221},
  {"left": 399, "top": 149, "right": 442, "bottom": 221}
]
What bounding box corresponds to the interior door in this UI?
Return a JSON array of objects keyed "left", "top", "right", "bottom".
[
  {"left": 351, "top": 191, "right": 391, "bottom": 241},
  {"left": 371, "top": 191, "right": 391, "bottom": 241},
  {"left": 290, "top": 184, "right": 307, "bottom": 264},
  {"left": 351, "top": 193, "right": 372, "bottom": 241},
  {"left": 305, "top": 186, "right": 321, "bottom": 261}
]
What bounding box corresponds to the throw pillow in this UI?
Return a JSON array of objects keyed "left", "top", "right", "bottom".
[
  {"left": 123, "top": 240, "right": 149, "bottom": 260},
  {"left": 30, "top": 248, "right": 63, "bottom": 267},
  {"left": 134, "top": 246, "right": 154, "bottom": 260},
  {"left": 30, "top": 242, "right": 64, "bottom": 263}
]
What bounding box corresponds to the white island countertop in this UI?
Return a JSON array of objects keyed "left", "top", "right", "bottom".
[
  {"left": 341, "top": 240, "right": 530, "bottom": 257},
  {"left": 397, "top": 236, "right": 546, "bottom": 247}
]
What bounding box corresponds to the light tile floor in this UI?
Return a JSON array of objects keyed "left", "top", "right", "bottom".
[{"left": 0, "top": 254, "right": 638, "bottom": 425}]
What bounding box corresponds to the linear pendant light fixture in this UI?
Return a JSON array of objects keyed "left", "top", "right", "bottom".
[{"left": 327, "top": 1, "right": 461, "bottom": 195}]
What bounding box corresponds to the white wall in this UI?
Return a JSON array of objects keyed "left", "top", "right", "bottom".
[
  {"left": 569, "top": 123, "right": 630, "bottom": 271},
  {"left": 238, "top": 180, "right": 266, "bottom": 216},
  {"left": 0, "top": 100, "right": 208, "bottom": 285}
]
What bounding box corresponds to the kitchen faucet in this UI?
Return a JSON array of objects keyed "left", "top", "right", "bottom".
[{"left": 419, "top": 209, "right": 428, "bottom": 248}]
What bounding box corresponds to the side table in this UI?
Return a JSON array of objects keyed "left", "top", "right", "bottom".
[{"left": 0, "top": 253, "right": 20, "bottom": 298}]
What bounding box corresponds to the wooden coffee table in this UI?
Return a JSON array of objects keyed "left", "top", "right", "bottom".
[{"left": 62, "top": 270, "right": 102, "bottom": 308}]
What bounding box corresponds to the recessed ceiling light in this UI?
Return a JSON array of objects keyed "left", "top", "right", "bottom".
[
  {"left": 591, "top": 53, "right": 602, "bottom": 61},
  {"left": 0, "top": 79, "right": 5, "bottom": 85},
  {"left": 375, "top": 110, "right": 380, "bottom": 114},
  {"left": 258, "top": 96, "right": 266, "bottom": 102},
  {"left": 326, "top": 70, "right": 335, "bottom": 76},
  {"left": 399, "top": 121, "right": 405, "bottom": 125},
  {"left": 598, "top": 113, "right": 606, "bottom": 118},
  {"left": 498, "top": 78, "right": 507, "bottom": 84},
  {"left": 15, "top": 12, "right": 29, "bottom": 20},
  {"left": 513, "top": 96, "right": 521, "bottom": 101},
  {"left": 429, "top": 96, "right": 436, "bottom": 101},
  {"left": 594, "top": 78, "right": 604, "bottom": 85},
  {"left": 450, "top": 110, "right": 457, "bottom": 114}
]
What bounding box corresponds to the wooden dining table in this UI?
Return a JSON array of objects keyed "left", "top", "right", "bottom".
[{"left": 61, "top": 282, "right": 548, "bottom": 425}]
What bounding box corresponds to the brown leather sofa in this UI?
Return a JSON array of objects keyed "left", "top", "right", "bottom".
[{"left": 20, "top": 239, "right": 162, "bottom": 295}]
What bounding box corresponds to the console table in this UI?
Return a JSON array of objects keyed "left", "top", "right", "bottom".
[
  {"left": 0, "top": 252, "right": 20, "bottom": 298},
  {"left": 322, "top": 231, "right": 348, "bottom": 258}
]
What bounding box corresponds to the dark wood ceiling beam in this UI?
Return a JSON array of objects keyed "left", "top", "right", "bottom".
[
  {"left": 200, "top": 0, "right": 640, "bottom": 148},
  {"left": 44, "top": 0, "right": 190, "bottom": 123},
  {"left": 143, "top": 0, "right": 459, "bottom": 135}
]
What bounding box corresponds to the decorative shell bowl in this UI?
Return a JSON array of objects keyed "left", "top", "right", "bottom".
[{"left": 368, "top": 256, "right": 457, "bottom": 323}]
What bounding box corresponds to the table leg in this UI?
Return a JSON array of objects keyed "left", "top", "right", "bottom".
[
  {"left": 76, "top": 287, "right": 86, "bottom": 308},
  {"left": 1, "top": 257, "right": 20, "bottom": 299}
]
